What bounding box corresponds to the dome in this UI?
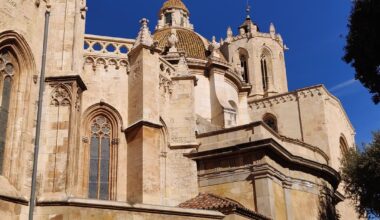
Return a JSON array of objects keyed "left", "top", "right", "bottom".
[
  {"left": 153, "top": 28, "right": 208, "bottom": 60},
  {"left": 160, "top": 0, "right": 190, "bottom": 14}
]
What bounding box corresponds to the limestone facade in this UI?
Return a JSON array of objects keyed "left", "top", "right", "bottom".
[{"left": 0, "top": 0, "right": 358, "bottom": 219}]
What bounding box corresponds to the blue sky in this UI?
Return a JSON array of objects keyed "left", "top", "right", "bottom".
[{"left": 85, "top": 0, "right": 380, "bottom": 146}]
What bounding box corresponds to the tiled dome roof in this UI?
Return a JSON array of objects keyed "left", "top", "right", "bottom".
[
  {"left": 153, "top": 28, "right": 208, "bottom": 60},
  {"left": 160, "top": 0, "right": 189, "bottom": 14}
]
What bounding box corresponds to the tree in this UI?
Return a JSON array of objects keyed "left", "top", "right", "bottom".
[
  {"left": 340, "top": 131, "right": 380, "bottom": 217},
  {"left": 343, "top": 0, "right": 380, "bottom": 104}
]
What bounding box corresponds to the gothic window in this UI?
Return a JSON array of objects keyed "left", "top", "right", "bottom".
[
  {"left": 263, "top": 113, "right": 278, "bottom": 132},
  {"left": 261, "top": 56, "right": 269, "bottom": 92},
  {"left": 340, "top": 136, "right": 348, "bottom": 155},
  {"left": 240, "top": 55, "right": 249, "bottom": 82},
  {"left": 0, "top": 53, "right": 14, "bottom": 173},
  {"left": 89, "top": 115, "right": 112, "bottom": 200}
]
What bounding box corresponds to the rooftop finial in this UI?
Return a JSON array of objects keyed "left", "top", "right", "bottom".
[{"left": 246, "top": 0, "right": 251, "bottom": 19}]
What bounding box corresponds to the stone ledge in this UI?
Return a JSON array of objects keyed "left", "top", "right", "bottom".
[
  {"left": 36, "top": 198, "right": 225, "bottom": 219},
  {"left": 45, "top": 75, "right": 87, "bottom": 91},
  {"left": 125, "top": 120, "right": 163, "bottom": 133},
  {"left": 0, "top": 176, "right": 28, "bottom": 205}
]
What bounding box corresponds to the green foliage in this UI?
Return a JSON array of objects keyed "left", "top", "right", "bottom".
[
  {"left": 343, "top": 0, "right": 380, "bottom": 104},
  {"left": 340, "top": 131, "right": 380, "bottom": 217}
]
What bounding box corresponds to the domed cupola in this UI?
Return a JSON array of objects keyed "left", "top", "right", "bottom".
[{"left": 156, "top": 0, "right": 194, "bottom": 30}]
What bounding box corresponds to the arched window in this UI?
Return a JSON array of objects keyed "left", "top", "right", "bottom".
[
  {"left": 83, "top": 104, "right": 121, "bottom": 201},
  {"left": 88, "top": 115, "right": 113, "bottom": 200},
  {"left": 263, "top": 113, "right": 278, "bottom": 132},
  {"left": 260, "top": 49, "right": 273, "bottom": 93},
  {"left": 165, "top": 13, "right": 172, "bottom": 25},
  {"left": 240, "top": 55, "right": 249, "bottom": 82},
  {"left": 340, "top": 136, "right": 349, "bottom": 155},
  {"left": 261, "top": 55, "right": 269, "bottom": 92},
  {"left": 0, "top": 52, "right": 15, "bottom": 173}
]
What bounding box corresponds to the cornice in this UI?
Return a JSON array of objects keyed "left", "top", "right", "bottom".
[
  {"left": 36, "top": 198, "right": 225, "bottom": 219},
  {"left": 187, "top": 138, "right": 340, "bottom": 188},
  {"left": 45, "top": 75, "right": 87, "bottom": 91}
]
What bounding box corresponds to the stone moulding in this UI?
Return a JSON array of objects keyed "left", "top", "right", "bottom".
[
  {"left": 35, "top": 198, "right": 225, "bottom": 219},
  {"left": 187, "top": 137, "right": 340, "bottom": 188},
  {"left": 124, "top": 120, "right": 163, "bottom": 134},
  {"left": 196, "top": 121, "right": 329, "bottom": 163},
  {"left": 45, "top": 75, "right": 87, "bottom": 91}
]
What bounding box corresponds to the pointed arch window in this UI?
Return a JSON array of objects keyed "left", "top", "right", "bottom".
[
  {"left": 263, "top": 113, "right": 278, "bottom": 132},
  {"left": 261, "top": 55, "right": 269, "bottom": 92},
  {"left": 240, "top": 55, "right": 249, "bottom": 82},
  {"left": 0, "top": 53, "right": 14, "bottom": 173},
  {"left": 340, "top": 136, "right": 349, "bottom": 155},
  {"left": 89, "top": 115, "right": 112, "bottom": 200}
]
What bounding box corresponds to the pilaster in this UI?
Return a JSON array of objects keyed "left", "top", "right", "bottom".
[
  {"left": 126, "top": 44, "right": 163, "bottom": 205},
  {"left": 39, "top": 75, "right": 86, "bottom": 199},
  {"left": 254, "top": 176, "right": 276, "bottom": 219}
]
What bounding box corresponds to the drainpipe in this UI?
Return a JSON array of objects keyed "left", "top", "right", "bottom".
[{"left": 29, "top": 9, "right": 51, "bottom": 220}]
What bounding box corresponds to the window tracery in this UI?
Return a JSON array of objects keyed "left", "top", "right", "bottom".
[
  {"left": 50, "top": 84, "right": 71, "bottom": 106},
  {"left": 89, "top": 115, "right": 112, "bottom": 200}
]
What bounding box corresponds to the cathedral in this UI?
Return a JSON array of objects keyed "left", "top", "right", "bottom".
[{"left": 0, "top": 0, "right": 359, "bottom": 219}]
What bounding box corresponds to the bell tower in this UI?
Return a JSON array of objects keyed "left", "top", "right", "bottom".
[{"left": 221, "top": 2, "right": 288, "bottom": 99}]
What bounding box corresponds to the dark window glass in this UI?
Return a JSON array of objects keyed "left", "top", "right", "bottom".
[
  {"left": 261, "top": 58, "right": 269, "bottom": 91},
  {"left": 240, "top": 56, "right": 249, "bottom": 82},
  {"left": 0, "top": 76, "right": 12, "bottom": 173},
  {"left": 88, "top": 115, "right": 111, "bottom": 200},
  {"left": 165, "top": 13, "right": 172, "bottom": 25}
]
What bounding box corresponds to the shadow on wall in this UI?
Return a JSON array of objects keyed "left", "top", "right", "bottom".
[{"left": 318, "top": 185, "right": 340, "bottom": 220}]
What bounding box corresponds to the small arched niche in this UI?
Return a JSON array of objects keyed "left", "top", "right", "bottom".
[{"left": 263, "top": 113, "right": 278, "bottom": 132}]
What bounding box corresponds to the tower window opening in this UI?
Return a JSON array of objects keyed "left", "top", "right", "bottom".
[
  {"left": 261, "top": 58, "right": 269, "bottom": 91},
  {"left": 263, "top": 114, "right": 278, "bottom": 132},
  {"left": 240, "top": 55, "right": 249, "bottom": 82},
  {"left": 165, "top": 13, "right": 172, "bottom": 26}
]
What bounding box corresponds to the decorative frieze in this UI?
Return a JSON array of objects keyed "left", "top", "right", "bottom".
[{"left": 249, "top": 86, "right": 324, "bottom": 110}]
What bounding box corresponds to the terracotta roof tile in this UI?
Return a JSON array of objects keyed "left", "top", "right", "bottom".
[
  {"left": 179, "top": 193, "right": 271, "bottom": 220},
  {"left": 154, "top": 28, "right": 208, "bottom": 60}
]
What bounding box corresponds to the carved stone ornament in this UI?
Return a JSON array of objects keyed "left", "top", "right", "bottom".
[
  {"left": 51, "top": 84, "right": 71, "bottom": 106},
  {"left": 0, "top": 53, "right": 14, "bottom": 77},
  {"left": 208, "top": 36, "right": 220, "bottom": 58},
  {"left": 225, "top": 27, "right": 233, "bottom": 43},
  {"left": 168, "top": 29, "right": 179, "bottom": 53},
  {"left": 132, "top": 18, "right": 154, "bottom": 49},
  {"left": 176, "top": 55, "right": 190, "bottom": 76}
]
